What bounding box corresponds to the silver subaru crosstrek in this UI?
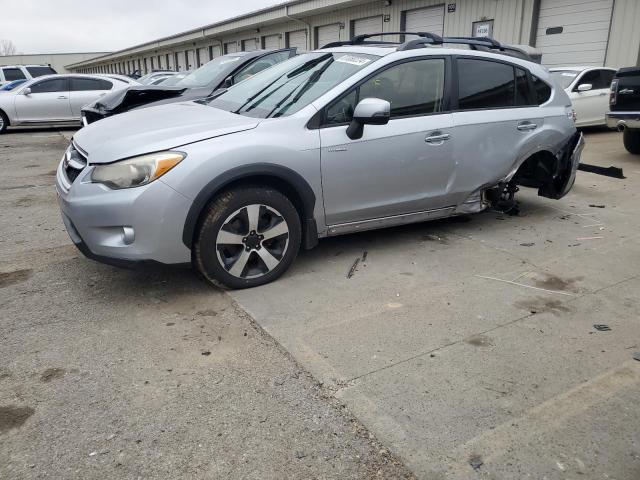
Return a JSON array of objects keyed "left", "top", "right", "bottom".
[{"left": 56, "top": 33, "right": 584, "bottom": 289}]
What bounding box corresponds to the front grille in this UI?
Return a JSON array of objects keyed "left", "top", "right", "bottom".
[{"left": 63, "top": 142, "right": 88, "bottom": 185}]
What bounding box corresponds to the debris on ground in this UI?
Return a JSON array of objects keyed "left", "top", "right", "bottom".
[
  {"left": 576, "top": 236, "right": 603, "bottom": 241},
  {"left": 588, "top": 204, "right": 606, "bottom": 208},
  {"left": 633, "top": 352, "right": 640, "bottom": 362},
  {"left": 201, "top": 351, "right": 211, "bottom": 356},
  {"left": 295, "top": 450, "right": 307, "bottom": 459},
  {"left": 578, "top": 163, "right": 625, "bottom": 179},
  {"left": 593, "top": 324, "right": 611, "bottom": 332},
  {"left": 347, "top": 258, "right": 360, "bottom": 279},
  {"left": 362, "top": 251, "right": 368, "bottom": 262},
  {"left": 520, "top": 242, "right": 535, "bottom": 247},
  {"left": 469, "top": 454, "right": 484, "bottom": 471}
]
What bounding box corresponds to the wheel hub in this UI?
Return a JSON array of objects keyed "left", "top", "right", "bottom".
[{"left": 243, "top": 231, "right": 263, "bottom": 250}]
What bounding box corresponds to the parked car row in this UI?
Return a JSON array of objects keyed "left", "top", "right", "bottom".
[
  {"left": 0, "top": 74, "right": 136, "bottom": 133},
  {"left": 54, "top": 33, "right": 584, "bottom": 289}
]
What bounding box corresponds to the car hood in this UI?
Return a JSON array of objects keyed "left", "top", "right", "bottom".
[
  {"left": 86, "top": 85, "right": 188, "bottom": 114},
  {"left": 74, "top": 102, "right": 259, "bottom": 164}
]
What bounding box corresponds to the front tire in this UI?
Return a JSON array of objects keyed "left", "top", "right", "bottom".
[
  {"left": 193, "top": 187, "right": 301, "bottom": 289},
  {"left": 0, "top": 110, "right": 8, "bottom": 134},
  {"left": 623, "top": 129, "right": 640, "bottom": 154}
]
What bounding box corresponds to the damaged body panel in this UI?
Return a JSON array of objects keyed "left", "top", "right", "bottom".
[{"left": 81, "top": 49, "right": 297, "bottom": 125}]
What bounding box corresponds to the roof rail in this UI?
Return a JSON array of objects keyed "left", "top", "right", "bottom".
[
  {"left": 320, "top": 31, "right": 533, "bottom": 62},
  {"left": 321, "top": 31, "right": 443, "bottom": 49},
  {"left": 399, "top": 35, "right": 533, "bottom": 61}
]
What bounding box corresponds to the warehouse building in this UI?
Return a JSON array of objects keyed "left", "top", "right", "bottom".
[
  {"left": 0, "top": 52, "right": 110, "bottom": 74},
  {"left": 67, "top": 0, "right": 640, "bottom": 75}
]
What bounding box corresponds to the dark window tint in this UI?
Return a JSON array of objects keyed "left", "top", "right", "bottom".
[
  {"left": 576, "top": 69, "right": 616, "bottom": 90},
  {"left": 600, "top": 70, "right": 615, "bottom": 89},
  {"left": 26, "top": 66, "right": 56, "bottom": 77},
  {"left": 3, "top": 68, "right": 26, "bottom": 81},
  {"left": 70, "top": 77, "right": 112, "bottom": 91},
  {"left": 30, "top": 78, "right": 69, "bottom": 93},
  {"left": 458, "top": 59, "right": 515, "bottom": 110},
  {"left": 531, "top": 75, "right": 551, "bottom": 104},
  {"left": 324, "top": 58, "right": 445, "bottom": 125},
  {"left": 515, "top": 68, "right": 531, "bottom": 106}
]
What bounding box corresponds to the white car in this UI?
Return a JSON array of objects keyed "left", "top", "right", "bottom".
[
  {"left": 0, "top": 64, "right": 57, "bottom": 87},
  {"left": 549, "top": 66, "right": 617, "bottom": 127},
  {"left": 0, "top": 74, "right": 131, "bottom": 134}
]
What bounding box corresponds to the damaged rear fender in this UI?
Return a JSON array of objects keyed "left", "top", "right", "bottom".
[{"left": 509, "top": 132, "right": 584, "bottom": 200}]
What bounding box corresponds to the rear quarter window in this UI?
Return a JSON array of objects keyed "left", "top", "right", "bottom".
[
  {"left": 531, "top": 75, "right": 552, "bottom": 105},
  {"left": 26, "top": 66, "right": 57, "bottom": 77}
]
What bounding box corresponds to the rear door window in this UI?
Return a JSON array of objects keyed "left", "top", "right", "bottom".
[
  {"left": 457, "top": 58, "right": 516, "bottom": 110},
  {"left": 3, "top": 68, "right": 26, "bottom": 81},
  {"left": 70, "top": 78, "right": 113, "bottom": 91}
]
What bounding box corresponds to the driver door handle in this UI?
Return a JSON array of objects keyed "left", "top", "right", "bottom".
[
  {"left": 517, "top": 121, "right": 537, "bottom": 131},
  {"left": 58, "top": 96, "right": 68, "bottom": 100},
  {"left": 425, "top": 133, "right": 451, "bottom": 144}
]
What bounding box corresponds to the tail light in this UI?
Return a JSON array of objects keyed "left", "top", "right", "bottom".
[{"left": 610, "top": 79, "right": 618, "bottom": 106}]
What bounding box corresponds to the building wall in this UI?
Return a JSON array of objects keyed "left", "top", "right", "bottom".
[
  {"left": 0, "top": 52, "right": 110, "bottom": 73},
  {"left": 68, "top": 0, "right": 639, "bottom": 74},
  {"left": 605, "top": 0, "right": 640, "bottom": 68}
]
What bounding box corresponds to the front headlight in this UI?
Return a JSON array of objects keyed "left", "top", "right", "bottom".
[{"left": 91, "top": 151, "right": 185, "bottom": 189}]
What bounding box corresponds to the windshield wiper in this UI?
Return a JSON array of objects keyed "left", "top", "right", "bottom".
[
  {"left": 286, "top": 53, "right": 332, "bottom": 78},
  {"left": 268, "top": 59, "right": 334, "bottom": 118}
]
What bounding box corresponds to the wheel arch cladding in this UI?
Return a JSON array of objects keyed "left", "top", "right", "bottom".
[{"left": 182, "top": 163, "right": 318, "bottom": 250}]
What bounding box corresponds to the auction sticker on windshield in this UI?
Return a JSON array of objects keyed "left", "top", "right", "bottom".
[{"left": 335, "top": 55, "right": 372, "bottom": 66}]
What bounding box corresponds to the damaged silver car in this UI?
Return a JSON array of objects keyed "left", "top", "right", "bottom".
[{"left": 56, "top": 33, "right": 584, "bottom": 289}]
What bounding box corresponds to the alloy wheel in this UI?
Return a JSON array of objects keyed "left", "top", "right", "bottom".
[{"left": 215, "top": 204, "right": 290, "bottom": 279}]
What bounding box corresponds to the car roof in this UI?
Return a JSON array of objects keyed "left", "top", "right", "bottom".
[
  {"left": 549, "top": 66, "right": 616, "bottom": 72},
  {"left": 319, "top": 44, "right": 543, "bottom": 69},
  {"left": 0, "top": 64, "right": 53, "bottom": 68}
]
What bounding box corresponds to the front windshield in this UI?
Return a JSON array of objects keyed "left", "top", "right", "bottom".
[
  {"left": 209, "top": 52, "right": 380, "bottom": 119},
  {"left": 160, "top": 73, "right": 189, "bottom": 86},
  {"left": 176, "top": 55, "right": 245, "bottom": 88},
  {"left": 550, "top": 70, "right": 579, "bottom": 89}
]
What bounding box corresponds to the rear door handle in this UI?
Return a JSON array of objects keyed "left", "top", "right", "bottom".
[
  {"left": 425, "top": 133, "right": 451, "bottom": 144},
  {"left": 517, "top": 122, "right": 537, "bottom": 132},
  {"left": 58, "top": 96, "right": 68, "bottom": 100}
]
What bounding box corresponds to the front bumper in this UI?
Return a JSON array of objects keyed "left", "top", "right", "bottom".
[
  {"left": 81, "top": 108, "right": 109, "bottom": 125},
  {"left": 606, "top": 112, "right": 640, "bottom": 130},
  {"left": 56, "top": 151, "right": 193, "bottom": 267}
]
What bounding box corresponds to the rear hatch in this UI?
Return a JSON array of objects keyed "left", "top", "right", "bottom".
[{"left": 612, "top": 67, "right": 640, "bottom": 111}]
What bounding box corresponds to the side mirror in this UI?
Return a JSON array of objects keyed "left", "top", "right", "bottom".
[
  {"left": 346, "top": 98, "right": 391, "bottom": 140},
  {"left": 577, "top": 83, "right": 592, "bottom": 92},
  {"left": 223, "top": 77, "right": 234, "bottom": 88},
  {"left": 22, "top": 87, "right": 32, "bottom": 96}
]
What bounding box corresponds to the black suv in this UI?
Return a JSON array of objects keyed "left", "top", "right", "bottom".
[{"left": 607, "top": 67, "right": 640, "bottom": 154}]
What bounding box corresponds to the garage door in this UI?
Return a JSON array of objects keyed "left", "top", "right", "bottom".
[
  {"left": 225, "top": 42, "right": 238, "bottom": 54},
  {"left": 404, "top": 5, "right": 444, "bottom": 36},
  {"left": 353, "top": 16, "right": 383, "bottom": 41},
  {"left": 210, "top": 45, "right": 222, "bottom": 59},
  {"left": 535, "top": 0, "right": 613, "bottom": 67},
  {"left": 262, "top": 34, "right": 280, "bottom": 49},
  {"left": 316, "top": 23, "right": 341, "bottom": 48},
  {"left": 197, "top": 47, "right": 208, "bottom": 67},
  {"left": 287, "top": 30, "right": 307, "bottom": 51},
  {"left": 186, "top": 50, "right": 196, "bottom": 70},
  {"left": 242, "top": 38, "right": 258, "bottom": 52}
]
